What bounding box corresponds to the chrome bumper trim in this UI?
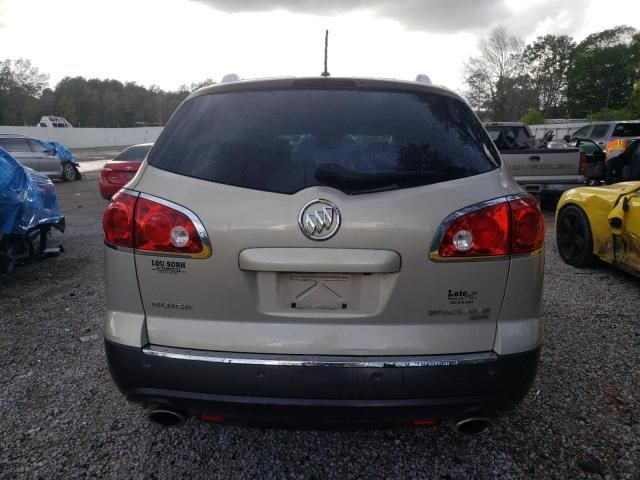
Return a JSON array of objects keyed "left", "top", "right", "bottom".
[{"left": 142, "top": 345, "right": 498, "bottom": 368}]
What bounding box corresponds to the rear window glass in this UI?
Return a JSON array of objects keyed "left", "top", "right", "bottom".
[
  {"left": 114, "top": 145, "right": 152, "bottom": 161},
  {"left": 149, "top": 89, "right": 499, "bottom": 195},
  {"left": 613, "top": 123, "right": 640, "bottom": 138}
]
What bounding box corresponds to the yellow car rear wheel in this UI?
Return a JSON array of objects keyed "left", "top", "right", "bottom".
[{"left": 556, "top": 205, "right": 596, "bottom": 268}]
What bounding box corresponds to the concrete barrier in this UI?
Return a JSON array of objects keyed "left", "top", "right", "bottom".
[
  {"left": 0, "top": 122, "right": 592, "bottom": 147},
  {"left": 0, "top": 126, "right": 163, "bottom": 148}
]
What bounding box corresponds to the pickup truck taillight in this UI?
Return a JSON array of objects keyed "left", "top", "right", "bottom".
[
  {"left": 431, "top": 195, "right": 544, "bottom": 260},
  {"left": 579, "top": 152, "right": 588, "bottom": 176},
  {"left": 103, "top": 190, "right": 211, "bottom": 258}
]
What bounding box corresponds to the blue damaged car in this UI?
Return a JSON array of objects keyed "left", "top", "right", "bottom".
[
  {"left": 0, "top": 147, "right": 65, "bottom": 274},
  {"left": 0, "top": 134, "right": 80, "bottom": 181}
]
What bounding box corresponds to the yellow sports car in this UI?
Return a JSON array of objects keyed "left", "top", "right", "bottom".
[{"left": 556, "top": 182, "right": 640, "bottom": 277}]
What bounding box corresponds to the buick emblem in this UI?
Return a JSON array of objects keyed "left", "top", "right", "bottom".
[{"left": 298, "top": 199, "right": 341, "bottom": 241}]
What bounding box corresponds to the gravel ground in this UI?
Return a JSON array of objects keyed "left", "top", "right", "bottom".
[{"left": 0, "top": 160, "right": 638, "bottom": 479}]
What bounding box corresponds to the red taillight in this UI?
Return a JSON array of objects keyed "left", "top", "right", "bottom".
[
  {"left": 101, "top": 163, "right": 140, "bottom": 185},
  {"left": 579, "top": 152, "right": 588, "bottom": 175},
  {"left": 102, "top": 191, "right": 211, "bottom": 258},
  {"left": 106, "top": 170, "right": 135, "bottom": 184},
  {"left": 134, "top": 196, "right": 205, "bottom": 255},
  {"left": 438, "top": 202, "right": 510, "bottom": 258},
  {"left": 509, "top": 196, "right": 545, "bottom": 254},
  {"left": 434, "top": 195, "right": 544, "bottom": 259},
  {"left": 103, "top": 191, "right": 136, "bottom": 248}
]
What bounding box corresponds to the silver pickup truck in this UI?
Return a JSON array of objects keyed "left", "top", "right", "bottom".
[{"left": 484, "top": 122, "right": 601, "bottom": 197}]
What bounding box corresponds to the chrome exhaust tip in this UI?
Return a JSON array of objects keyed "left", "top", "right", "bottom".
[
  {"left": 454, "top": 416, "right": 493, "bottom": 434},
  {"left": 148, "top": 409, "right": 188, "bottom": 428}
]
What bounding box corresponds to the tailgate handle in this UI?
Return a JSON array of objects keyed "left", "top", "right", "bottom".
[
  {"left": 239, "top": 248, "right": 401, "bottom": 273},
  {"left": 528, "top": 155, "right": 541, "bottom": 162}
]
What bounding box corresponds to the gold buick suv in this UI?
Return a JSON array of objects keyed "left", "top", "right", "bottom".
[{"left": 102, "top": 77, "right": 545, "bottom": 433}]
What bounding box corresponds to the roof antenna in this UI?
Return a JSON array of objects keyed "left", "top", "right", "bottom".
[{"left": 321, "top": 30, "right": 330, "bottom": 77}]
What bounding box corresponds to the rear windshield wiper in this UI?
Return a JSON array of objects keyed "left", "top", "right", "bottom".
[{"left": 315, "top": 163, "right": 440, "bottom": 190}]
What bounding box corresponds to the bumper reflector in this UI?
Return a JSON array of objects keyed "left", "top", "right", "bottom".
[
  {"left": 200, "top": 414, "right": 224, "bottom": 423},
  {"left": 413, "top": 418, "right": 439, "bottom": 426}
]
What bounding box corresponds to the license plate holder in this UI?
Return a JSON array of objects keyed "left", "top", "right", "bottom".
[{"left": 284, "top": 273, "right": 351, "bottom": 310}]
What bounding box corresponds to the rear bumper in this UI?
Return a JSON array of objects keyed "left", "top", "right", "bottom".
[{"left": 105, "top": 340, "right": 540, "bottom": 428}]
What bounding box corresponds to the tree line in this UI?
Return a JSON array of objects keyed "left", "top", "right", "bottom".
[
  {"left": 465, "top": 25, "right": 640, "bottom": 123},
  {"left": 0, "top": 60, "right": 213, "bottom": 127}
]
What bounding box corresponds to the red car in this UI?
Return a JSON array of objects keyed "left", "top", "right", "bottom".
[{"left": 99, "top": 143, "right": 153, "bottom": 199}]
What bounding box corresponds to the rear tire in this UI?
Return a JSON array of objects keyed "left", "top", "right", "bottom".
[
  {"left": 0, "top": 241, "right": 16, "bottom": 275},
  {"left": 556, "top": 205, "right": 596, "bottom": 267}
]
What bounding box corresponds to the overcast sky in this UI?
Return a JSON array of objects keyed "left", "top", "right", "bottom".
[{"left": 0, "top": 0, "right": 638, "bottom": 94}]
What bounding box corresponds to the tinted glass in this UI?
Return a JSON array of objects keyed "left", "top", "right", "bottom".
[
  {"left": 0, "top": 138, "right": 30, "bottom": 152},
  {"left": 589, "top": 124, "right": 609, "bottom": 139},
  {"left": 614, "top": 123, "right": 640, "bottom": 138},
  {"left": 114, "top": 145, "right": 152, "bottom": 161},
  {"left": 149, "top": 89, "right": 499, "bottom": 195}
]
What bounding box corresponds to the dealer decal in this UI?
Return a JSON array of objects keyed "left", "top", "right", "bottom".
[
  {"left": 151, "top": 259, "right": 186, "bottom": 275},
  {"left": 447, "top": 289, "right": 478, "bottom": 305}
]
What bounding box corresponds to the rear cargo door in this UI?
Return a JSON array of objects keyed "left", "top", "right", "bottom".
[
  {"left": 135, "top": 173, "right": 514, "bottom": 356},
  {"left": 133, "top": 85, "right": 515, "bottom": 356}
]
